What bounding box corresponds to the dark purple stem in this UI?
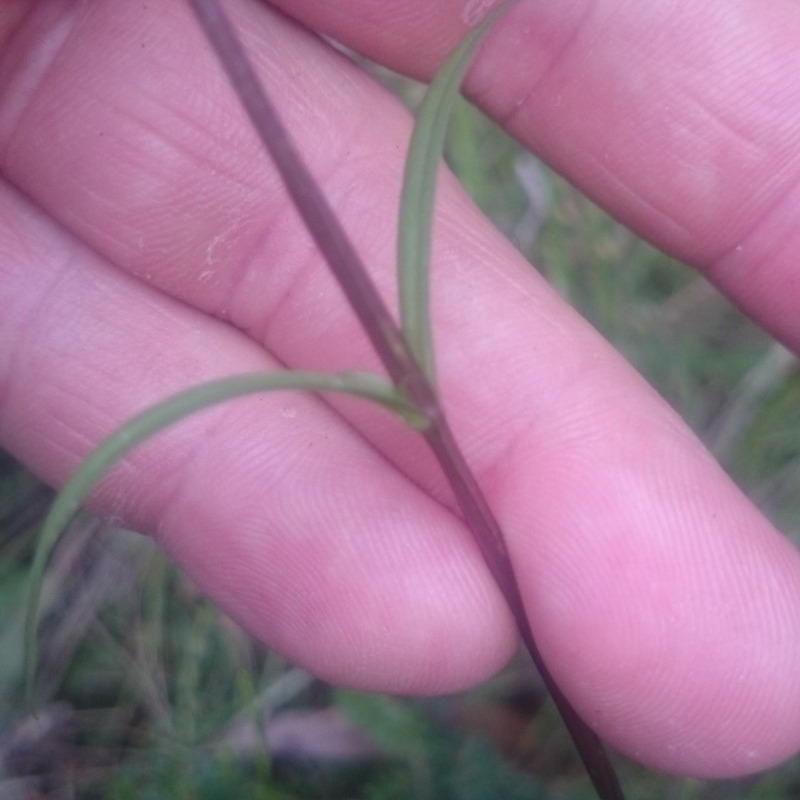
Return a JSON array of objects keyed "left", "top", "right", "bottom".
[{"left": 185, "top": 2, "right": 626, "bottom": 798}]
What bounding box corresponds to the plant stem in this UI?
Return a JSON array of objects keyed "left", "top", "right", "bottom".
[
  {"left": 185, "top": 2, "right": 626, "bottom": 798},
  {"left": 185, "top": 0, "right": 429, "bottom": 409}
]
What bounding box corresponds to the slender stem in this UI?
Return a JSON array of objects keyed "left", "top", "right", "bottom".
[
  {"left": 186, "top": 0, "right": 428, "bottom": 406},
  {"left": 185, "top": 2, "right": 626, "bottom": 798},
  {"left": 424, "top": 422, "right": 626, "bottom": 799}
]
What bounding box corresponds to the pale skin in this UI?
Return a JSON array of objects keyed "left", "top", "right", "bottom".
[{"left": 2, "top": 0, "right": 800, "bottom": 781}]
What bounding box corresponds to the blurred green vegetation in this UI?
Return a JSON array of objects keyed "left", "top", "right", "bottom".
[{"left": 2, "top": 62, "right": 800, "bottom": 800}]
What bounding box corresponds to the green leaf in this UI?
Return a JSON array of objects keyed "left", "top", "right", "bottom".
[
  {"left": 25, "top": 369, "right": 421, "bottom": 703},
  {"left": 398, "top": 0, "right": 518, "bottom": 382}
]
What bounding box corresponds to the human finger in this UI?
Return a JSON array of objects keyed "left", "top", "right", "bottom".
[{"left": 274, "top": 0, "right": 800, "bottom": 353}]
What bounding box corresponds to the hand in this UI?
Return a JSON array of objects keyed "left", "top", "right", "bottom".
[{"left": 2, "top": 0, "right": 800, "bottom": 779}]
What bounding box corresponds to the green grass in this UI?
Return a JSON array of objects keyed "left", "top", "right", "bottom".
[{"left": 2, "top": 66, "right": 800, "bottom": 800}]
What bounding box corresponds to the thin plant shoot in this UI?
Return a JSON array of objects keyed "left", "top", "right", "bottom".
[{"left": 25, "top": 3, "right": 627, "bottom": 798}]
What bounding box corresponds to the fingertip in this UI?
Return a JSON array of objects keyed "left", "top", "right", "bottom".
[{"left": 495, "top": 388, "right": 800, "bottom": 776}]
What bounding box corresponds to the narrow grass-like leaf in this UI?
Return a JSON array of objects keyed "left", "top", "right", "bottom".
[
  {"left": 398, "top": 7, "right": 629, "bottom": 798},
  {"left": 398, "top": 0, "right": 518, "bottom": 382},
  {"left": 25, "top": 369, "right": 420, "bottom": 702}
]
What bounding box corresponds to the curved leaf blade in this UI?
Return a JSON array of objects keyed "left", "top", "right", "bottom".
[
  {"left": 398, "top": 0, "right": 518, "bottom": 382},
  {"left": 25, "top": 369, "right": 420, "bottom": 702}
]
